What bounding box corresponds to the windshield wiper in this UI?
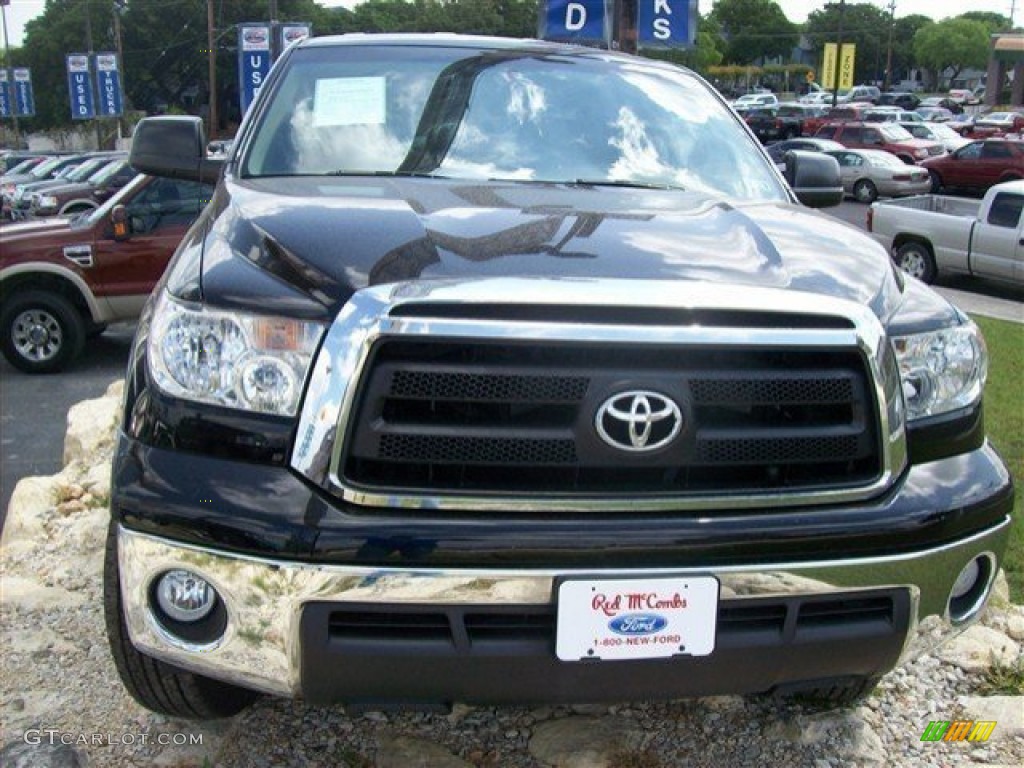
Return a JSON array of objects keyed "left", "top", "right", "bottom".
[
  {"left": 325, "top": 170, "right": 450, "bottom": 178},
  {"left": 572, "top": 179, "right": 684, "bottom": 191}
]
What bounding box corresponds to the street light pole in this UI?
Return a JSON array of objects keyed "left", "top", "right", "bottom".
[{"left": 832, "top": 0, "right": 846, "bottom": 108}]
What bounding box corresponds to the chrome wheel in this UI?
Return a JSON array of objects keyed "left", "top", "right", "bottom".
[
  {"left": 895, "top": 242, "right": 937, "bottom": 283},
  {"left": 12, "top": 308, "right": 63, "bottom": 363}
]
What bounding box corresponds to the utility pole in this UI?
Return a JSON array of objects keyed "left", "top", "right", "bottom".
[
  {"left": 832, "top": 0, "right": 846, "bottom": 108},
  {"left": 1, "top": 0, "right": 19, "bottom": 144},
  {"left": 113, "top": 0, "right": 125, "bottom": 141},
  {"left": 207, "top": 0, "right": 217, "bottom": 140},
  {"left": 884, "top": 0, "right": 896, "bottom": 92},
  {"left": 84, "top": 0, "right": 103, "bottom": 149}
]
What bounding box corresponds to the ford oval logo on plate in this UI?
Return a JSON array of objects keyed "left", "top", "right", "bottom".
[{"left": 608, "top": 613, "right": 668, "bottom": 636}]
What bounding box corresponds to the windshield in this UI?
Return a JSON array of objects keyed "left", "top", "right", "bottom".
[
  {"left": 929, "top": 124, "right": 961, "bottom": 139},
  {"left": 878, "top": 124, "right": 913, "bottom": 141},
  {"left": 66, "top": 157, "right": 110, "bottom": 182},
  {"left": 243, "top": 46, "right": 787, "bottom": 202},
  {"left": 5, "top": 158, "right": 38, "bottom": 175},
  {"left": 89, "top": 159, "right": 128, "bottom": 184},
  {"left": 868, "top": 153, "right": 905, "bottom": 167},
  {"left": 29, "top": 157, "right": 66, "bottom": 179},
  {"left": 83, "top": 172, "right": 146, "bottom": 227}
]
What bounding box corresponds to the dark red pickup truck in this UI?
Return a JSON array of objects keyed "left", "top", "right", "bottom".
[{"left": 0, "top": 173, "right": 212, "bottom": 372}]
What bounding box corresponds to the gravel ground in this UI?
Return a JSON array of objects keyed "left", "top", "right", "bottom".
[{"left": 1, "top": 386, "right": 1021, "bottom": 768}]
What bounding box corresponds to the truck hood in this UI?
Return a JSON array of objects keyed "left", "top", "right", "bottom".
[
  {"left": 199, "top": 176, "right": 901, "bottom": 322},
  {"left": 0, "top": 216, "right": 76, "bottom": 245}
]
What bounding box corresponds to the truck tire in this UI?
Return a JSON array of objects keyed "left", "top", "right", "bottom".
[
  {"left": 773, "top": 675, "right": 881, "bottom": 708},
  {"left": 852, "top": 179, "right": 878, "bottom": 204},
  {"left": 0, "top": 290, "right": 86, "bottom": 373},
  {"left": 895, "top": 241, "right": 937, "bottom": 283},
  {"left": 103, "top": 518, "right": 260, "bottom": 719},
  {"left": 928, "top": 171, "right": 944, "bottom": 193}
]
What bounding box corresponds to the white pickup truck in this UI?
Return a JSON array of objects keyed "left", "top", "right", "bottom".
[{"left": 868, "top": 180, "right": 1024, "bottom": 285}]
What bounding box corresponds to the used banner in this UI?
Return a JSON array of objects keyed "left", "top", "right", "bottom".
[
  {"left": 13, "top": 68, "right": 34, "bottom": 117},
  {"left": 238, "top": 24, "right": 272, "bottom": 115},
  {"left": 66, "top": 54, "right": 95, "bottom": 120}
]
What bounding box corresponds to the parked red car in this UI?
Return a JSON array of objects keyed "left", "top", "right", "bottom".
[
  {"left": 814, "top": 121, "right": 945, "bottom": 164},
  {"left": 921, "top": 138, "right": 1024, "bottom": 193},
  {"left": 969, "top": 111, "right": 1024, "bottom": 139}
]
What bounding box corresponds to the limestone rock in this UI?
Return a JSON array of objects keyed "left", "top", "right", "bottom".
[
  {"left": 528, "top": 716, "right": 639, "bottom": 768},
  {"left": 937, "top": 625, "right": 1020, "bottom": 672},
  {"left": 375, "top": 733, "right": 473, "bottom": 768},
  {"left": 957, "top": 695, "right": 1024, "bottom": 742},
  {"left": 1, "top": 575, "right": 87, "bottom": 611},
  {"left": 62, "top": 380, "right": 123, "bottom": 467},
  {"left": 0, "top": 740, "right": 87, "bottom": 768}
]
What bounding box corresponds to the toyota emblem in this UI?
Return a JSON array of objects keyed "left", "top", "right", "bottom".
[{"left": 595, "top": 391, "right": 683, "bottom": 452}]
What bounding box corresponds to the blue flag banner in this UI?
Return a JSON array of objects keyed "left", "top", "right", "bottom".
[
  {"left": 13, "top": 67, "right": 35, "bottom": 116},
  {"left": 238, "top": 24, "right": 272, "bottom": 115},
  {"left": 0, "top": 70, "right": 11, "bottom": 118},
  {"left": 67, "top": 54, "right": 95, "bottom": 120},
  {"left": 95, "top": 53, "right": 124, "bottom": 117},
  {"left": 637, "top": 0, "right": 697, "bottom": 47},
  {"left": 540, "top": 0, "right": 609, "bottom": 45}
]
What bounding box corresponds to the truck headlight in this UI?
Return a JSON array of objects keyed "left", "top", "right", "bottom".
[
  {"left": 148, "top": 293, "right": 324, "bottom": 416},
  {"left": 891, "top": 321, "right": 987, "bottom": 420}
]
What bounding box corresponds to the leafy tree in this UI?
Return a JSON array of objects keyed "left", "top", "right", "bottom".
[
  {"left": 913, "top": 18, "right": 990, "bottom": 88},
  {"left": 708, "top": 0, "right": 797, "bottom": 65},
  {"left": 803, "top": 2, "right": 891, "bottom": 86},
  {"left": 959, "top": 11, "right": 1013, "bottom": 33},
  {"left": 889, "top": 15, "right": 932, "bottom": 86},
  {"left": 642, "top": 13, "right": 725, "bottom": 72}
]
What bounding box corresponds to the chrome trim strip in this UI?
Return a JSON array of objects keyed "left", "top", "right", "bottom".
[
  {"left": 118, "top": 519, "right": 1010, "bottom": 697},
  {"left": 291, "top": 278, "right": 906, "bottom": 512}
]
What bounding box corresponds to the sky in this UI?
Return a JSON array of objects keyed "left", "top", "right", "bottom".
[{"left": 0, "top": 0, "right": 1009, "bottom": 50}]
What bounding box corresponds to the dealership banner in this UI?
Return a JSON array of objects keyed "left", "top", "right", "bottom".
[
  {"left": 278, "top": 23, "right": 311, "bottom": 53},
  {"left": 13, "top": 68, "right": 34, "bottom": 116},
  {"left": 0, "top": 70, "right": 10, "bottom": 118},
  {"left": 637, "top": 0, "right": 697, "bottom": 46},
  {"left": 66, "top": 54, "right": 96, "bottom": 119},
  {"left": 238, "top": 24, "right": 272, "bottom": 115},
  {"left": 94, "top": 52, "right": 124, "bottom": 117},
  {"left": 540, "top": 0, "right": 610, "bottom": 45}
]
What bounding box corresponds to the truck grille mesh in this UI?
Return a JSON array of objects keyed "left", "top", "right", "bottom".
[{"left": 341, "top": 339, "right": 881, "bottom": 497}]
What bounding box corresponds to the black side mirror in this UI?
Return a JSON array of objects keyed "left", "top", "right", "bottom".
[
  {"left": 111, "top": 204, "right": 129, "bottom": 241},
  {"left": 784, "top": 150, "right": 844, "bottom": 208},
  {"left": 130, "top": 116, "right": 223, "bottom": 184}
]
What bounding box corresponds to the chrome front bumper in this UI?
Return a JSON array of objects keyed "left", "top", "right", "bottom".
[{"left": 117, "top": 518, "right": 1011, "bottom": 699}]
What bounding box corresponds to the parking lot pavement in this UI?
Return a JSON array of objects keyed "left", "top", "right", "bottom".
[{"left": 934, "top": 283, "right": 1023, "bottom": 323}]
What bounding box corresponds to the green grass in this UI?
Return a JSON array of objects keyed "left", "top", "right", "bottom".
[{"left": 974, "top": 316, "right": 1024, "bottom": 603}]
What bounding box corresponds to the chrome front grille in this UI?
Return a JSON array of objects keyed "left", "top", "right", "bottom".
[
  {"left": 341, "top": 340, "right": 879, "bottom": 496},
  {"left": 290, "top": 278, "right": 907, "bottom": 511}
]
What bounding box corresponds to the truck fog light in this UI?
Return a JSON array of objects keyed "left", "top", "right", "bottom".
[
  {"left": 948, "top": 554, "right": 994, "bottom": 624},
  {"left": 951, "top": 559, "right": 980, "bottom": 599},
  {"left": 155, "top": 569, "right": 217, "bottom": 623}
]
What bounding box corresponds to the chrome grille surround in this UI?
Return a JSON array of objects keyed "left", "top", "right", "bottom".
[{"left": 291, "top": 278, "right": 907, "bottom": 511}]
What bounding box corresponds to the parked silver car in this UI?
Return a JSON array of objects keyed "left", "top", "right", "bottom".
[{"left": 826, "top": 148, "right": 930, "bottom": 203}]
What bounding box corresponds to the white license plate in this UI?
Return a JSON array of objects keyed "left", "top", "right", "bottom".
[{"left": 556, "top": 576, "right": 719, "bottom": 661}]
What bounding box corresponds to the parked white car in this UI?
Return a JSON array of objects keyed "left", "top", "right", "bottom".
[{"left": 731, "top": 93, "right": 779, "bottom": 111}]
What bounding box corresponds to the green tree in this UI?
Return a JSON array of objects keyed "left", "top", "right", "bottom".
[
  {"left": 889, "top": 15, "right": 932, "bottom": 87},
  {"left": 642, "top": 13, "right": 725, "bottom": 72},
  {"left": 913, "top": 18, "right": 990, "bottom": 88},
  {"left": 803, "top": 2, "right": 891, "bottom": 86},
  {"left": 959, "top": 11, "right": 1013, "bottom": 33},
  {"left": 708, "top": 0, "right": 797, "bottom": 65}
]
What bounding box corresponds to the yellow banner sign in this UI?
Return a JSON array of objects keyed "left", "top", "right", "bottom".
[
  {"left": 839, "top": 43, "right": 856, "bottom": 90},
  {"left": 822, "top": 43, "right": 856, "bottom": 91},
  {"left": 822, "top": 43, "right": 837, "bottom": 90}
]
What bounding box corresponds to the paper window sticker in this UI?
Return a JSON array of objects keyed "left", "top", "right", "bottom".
[{"left": 313, "top": 77, "right": 387, "bottom": 128}]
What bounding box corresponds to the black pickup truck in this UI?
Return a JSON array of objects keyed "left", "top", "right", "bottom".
[
  {"left": 744, "top": 103, "right": 823, "bottom": 142},
  {"left": 106, "top": 34, "right": 1014, "bottom": 719}
]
